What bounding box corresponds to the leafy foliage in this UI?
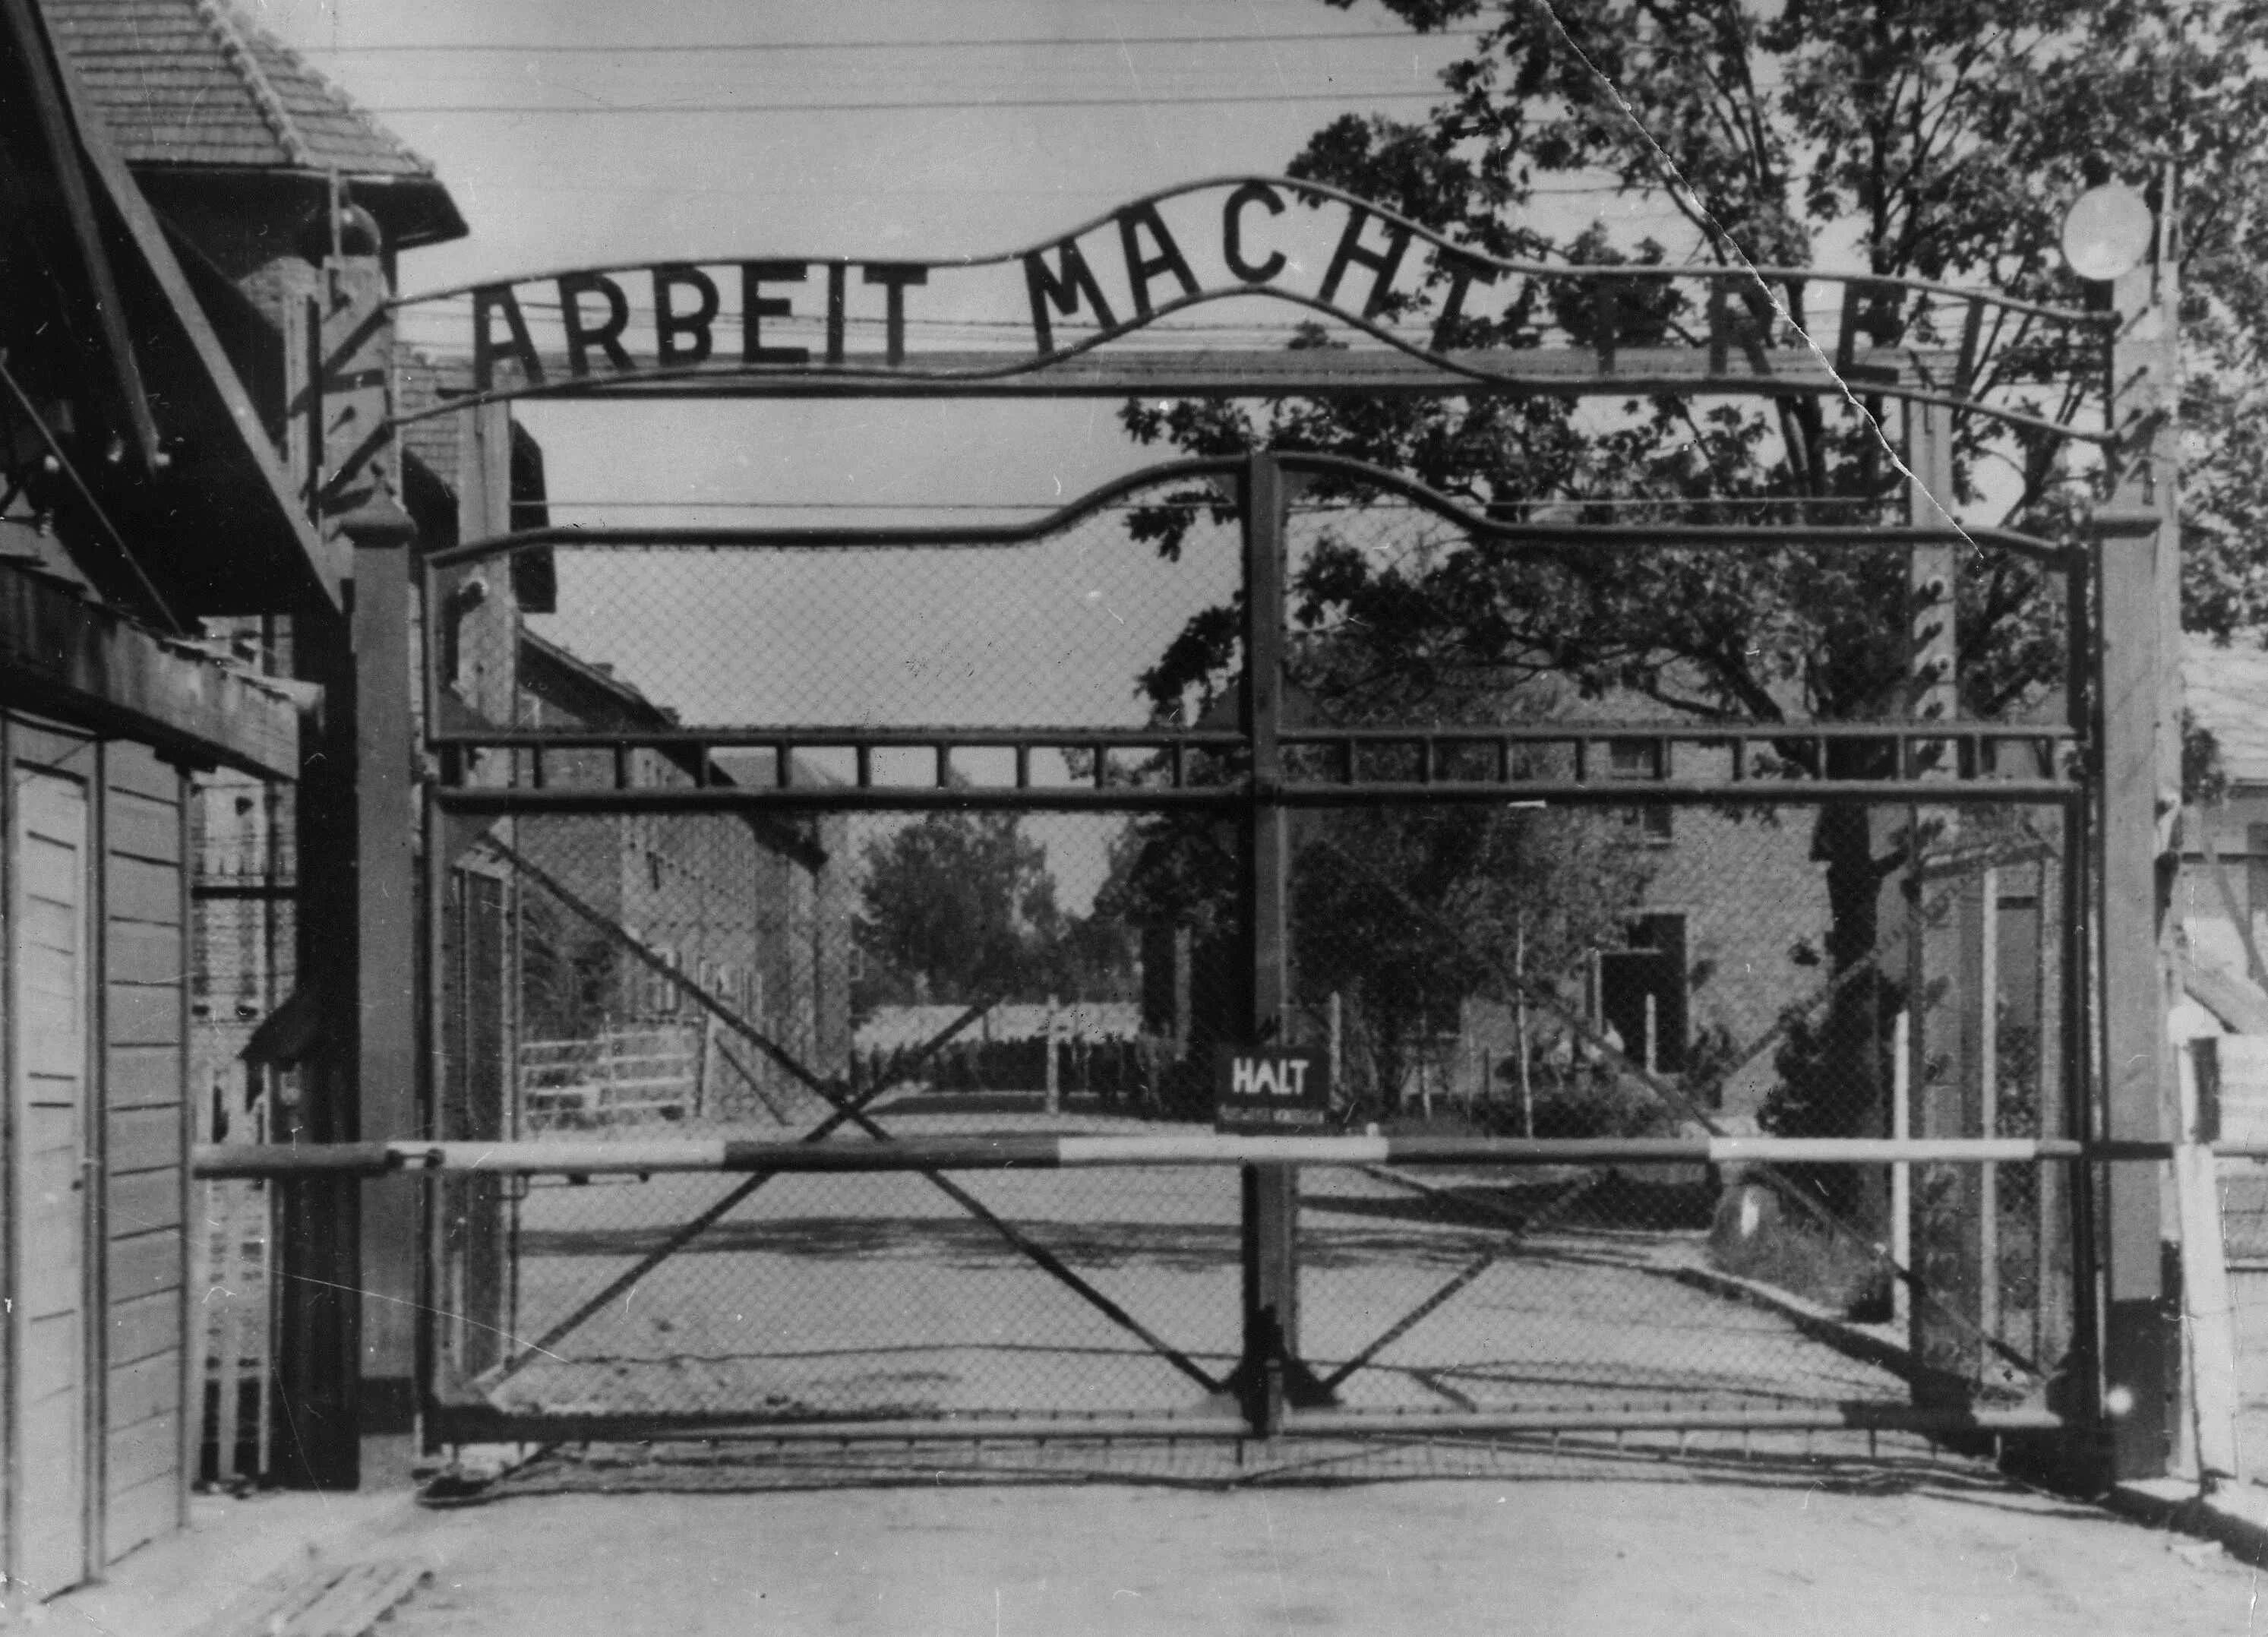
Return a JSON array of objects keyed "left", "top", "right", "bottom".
[
  {"left": 1120, "top": 0, "right": 2268, "bottom": 1161},
  {"left": 1274, "top": 0, "right": 2268, "bottom": 639},
  {"left": 1104, "top": 554, "right": 1653, "bottom": 1107},
  {"left": 852, "top": 811, "right": 1133, "bottom": 1015}
]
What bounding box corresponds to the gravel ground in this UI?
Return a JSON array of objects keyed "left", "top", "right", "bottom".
[
  {"left": 393, "top": 1112, "right": 2227, "bottom": 1635},
  {"left": 474, "top": 1116, "right": 1913, "bottom": 1424},
  {"left": 376, "top": 1446, "right": 2266, "bottom": 1637}
]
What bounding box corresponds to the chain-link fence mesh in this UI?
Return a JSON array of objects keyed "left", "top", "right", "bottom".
[
  {"left": 1275, "top": 798, "right": 2073, "bottom": 1421},
  {"left": 2224, "top": 1173, "right": 2268, "bottom": 1478},
  {"left": 1277, "top": 497, "right": 2071, "bottom": 743},
  {"left": 2212, "top": 1097, "right": 2268, "bottom": 1480},
  {"left": 425, "top": 466, "right": 2081, "bottom": 1439},
  {"left": 441, "top": 500, "right": 1240, "bottom": 741},
  {"left": 434, "top": 809, "right": 1247, "bottom": 1423},
  {"left": 428, "top": 792, "right": 2074, "bottom": 1429}
]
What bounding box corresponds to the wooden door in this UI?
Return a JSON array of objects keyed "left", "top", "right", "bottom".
[{"left": 14, "top": 770, "right": 91, "bottom": 1597}]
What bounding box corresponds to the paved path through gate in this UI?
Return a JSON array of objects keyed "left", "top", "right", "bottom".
[
  {"left": 487, "top": 1111, "right": 1914, "bottom": 1429},
  {"left": 371, "top": 1460, "right": 2258, "bottom": 1637}
]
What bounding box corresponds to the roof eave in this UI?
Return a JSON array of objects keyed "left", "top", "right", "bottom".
[
  {"left": 46, "top": 61, "right": 346, "bottom": 615},
  {"left": 125, "top": 161, "right": 469, "bottom": 250}
]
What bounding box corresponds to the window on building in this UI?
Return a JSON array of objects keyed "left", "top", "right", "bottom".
[{"left": 1607, "top": 737, "right": 1674, "bottom": 842}]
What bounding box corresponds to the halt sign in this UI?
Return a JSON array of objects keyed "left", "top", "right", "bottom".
[{"left": 1214, "top": 1045, "right": 1331, "bottom": 1133}]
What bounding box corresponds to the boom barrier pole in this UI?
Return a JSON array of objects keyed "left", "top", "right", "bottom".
[{"left": 194, "top": 1133, "right": 2114, "bottom": 1180}]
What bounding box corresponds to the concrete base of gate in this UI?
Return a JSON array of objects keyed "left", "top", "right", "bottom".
[{"left": 1218, "top": 1355, "right": 1338, "bottom": 1424}]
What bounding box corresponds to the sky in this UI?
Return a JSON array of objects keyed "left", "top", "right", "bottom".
[
  {"left": 235, "top": 0, "right": 1938, "bottom": 911},
  {"left": 246, "top": 0, "right": 1692, "bottom": 520},
  {"left": 238, "top": 0, "right": 1594, "bottom": 905},
  {"left": 253, "top": 0, "right": 1467, "bottom": 510}
]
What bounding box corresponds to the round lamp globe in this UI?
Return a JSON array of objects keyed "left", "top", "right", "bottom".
[{"left": 2060, "top": 185, "right": 2155, "bottom": 282}]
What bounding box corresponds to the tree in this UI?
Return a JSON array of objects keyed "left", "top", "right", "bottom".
[
  {"left": 852, "top": 811, "right": 1135, "bottom": 1015},
  {"left": 1126, "top": 0, "right": 2268, "bottom": 1202},
  {"left": 1103, "top": 594, "right": 1651, "bottom": 1112},
  {"left": 853, "top": 811, "right": 1053, "bottom": 1011},
  {"left": 1295, "top": 803, "right": 1647, "bottom": 1109}
]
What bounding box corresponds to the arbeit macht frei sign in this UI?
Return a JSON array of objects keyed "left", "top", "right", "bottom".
[{"left": 394, "top": 178, "right": 2095, "bottom": 419}]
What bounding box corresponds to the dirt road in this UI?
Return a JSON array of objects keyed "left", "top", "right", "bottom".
[
  {"left": 482, "top": 1117, "right": 1907, "bottom": 1424},
  {"left": 375, "top": 1450, "right": 2263, "bottom": 1636}
]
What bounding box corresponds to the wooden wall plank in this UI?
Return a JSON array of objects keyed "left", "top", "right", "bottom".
[
  {"left": 105, "top": 788, "right": 181, "bottom": 865},
  {"left": 106, "top": 1473, "right": 178, "bottom": 1565},
  {"left": 106, "top": 921, "right": 180, "bottom": 988},
  {"left": 106, "top": 1107, "right": 180, "bottom": 1176},
  {"left": 105, "top": 1412, "right": 179, "bottom": 1495},
  {"left": 105, "top": 741, "right": 181, "bottom": 805},
  {"left": 106, "top": 1044, "right": 182, "bottom": 1111},
  {"left": 108, "top": 1231, "right": 183, "bottom": 1306},
  {"left": 107, "top": 1291, "right": 178, "bottom": 1369},
  {"left": 106, "top": 1169, "right": 182, "bottom": 1240},
  {"left": 107, "top": 982, "right": 181, "bottom": 1048},
  {"left": 11, "top": 716, "right": 95, "bottom": 770},
  {"left": 106, "top": 1350, "right": 179, "bottom": 1433},
  {"left": 106, "top": 855, "right": 182, "bottom": 928}
]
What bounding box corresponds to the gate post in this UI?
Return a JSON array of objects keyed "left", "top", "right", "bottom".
[
  {"left": 2092, "top": 253, "right": 2183, "bottom": 1481},
  {"left": 1232, "top": 450, "right": 1325, "bottom": 1432},
  {"left": 1904, "top": 398, "right": 1986, "bottom": 1391},
  {"left": 275, "top": 233, "right": 422, "bottom": 1484}
]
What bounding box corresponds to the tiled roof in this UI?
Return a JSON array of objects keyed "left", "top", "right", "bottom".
[
  {"left": 395, "top": 351, "right": 467, "bottom": 495},
  {"left": 43, "top": 0, "right": 433, "bottom": 179},
  {"left": 2184, "top": 633, "right": 2268, "bottom": 788}
]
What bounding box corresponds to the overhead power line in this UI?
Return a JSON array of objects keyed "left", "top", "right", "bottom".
[
  {"left": 375, "top": 89, "right": 1452, "bottom": 115},
  {"left": 302, "top": 27, "right": 1488, "bottom": 55}
]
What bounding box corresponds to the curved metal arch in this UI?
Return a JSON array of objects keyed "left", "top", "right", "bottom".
[
  {"left": 425, "top": 454, "right": 1246, "bottom": 571},
  {"left": 1274, "top": 452, "right": 2077, "bottom": 567},
  {"left": 390, "top": 173, "right": 2105, "bottom": 331},
  {"left": 431, "top": 447, "right": 2075, "bottom": 574}
]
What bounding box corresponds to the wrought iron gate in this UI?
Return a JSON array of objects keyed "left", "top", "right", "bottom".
[{"left": 413, "top": 447, "right": 2091, "bottom": 1451}]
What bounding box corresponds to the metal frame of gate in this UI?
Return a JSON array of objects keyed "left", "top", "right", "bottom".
[
  {"left": 190, "top": 179, "right": 2198, "bottom": 1471},
  {"left": 398, "top": 439, "right": 2099, "bottom": 1450}
]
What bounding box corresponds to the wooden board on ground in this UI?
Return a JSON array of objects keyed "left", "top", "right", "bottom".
[{"left": 185, "top": 1557, "right": 431, "bottom": 1637}]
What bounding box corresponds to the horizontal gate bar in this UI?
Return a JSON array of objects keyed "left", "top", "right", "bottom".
[
  {"left": 197, "top": 1133, "right": 2126, "bottom": 1178},
  {"left": 429, "top": 779, "right": 2079, "bottom": 815},
  {"left": 419, "top": 1405, "right": 2059, "bottom": 1447},
  {"left": 431, "top": 786, "right": 1240, "bottom": 814},
  {"left": 1283, "top": 1405, "right": 2064, "bottom": 1436},
  {"left": 424, "top": 1408, "right": 1256, "bottom": 1446},
  {"left": 431, "top": 721, "right": 2073, "bottom": 751}
]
